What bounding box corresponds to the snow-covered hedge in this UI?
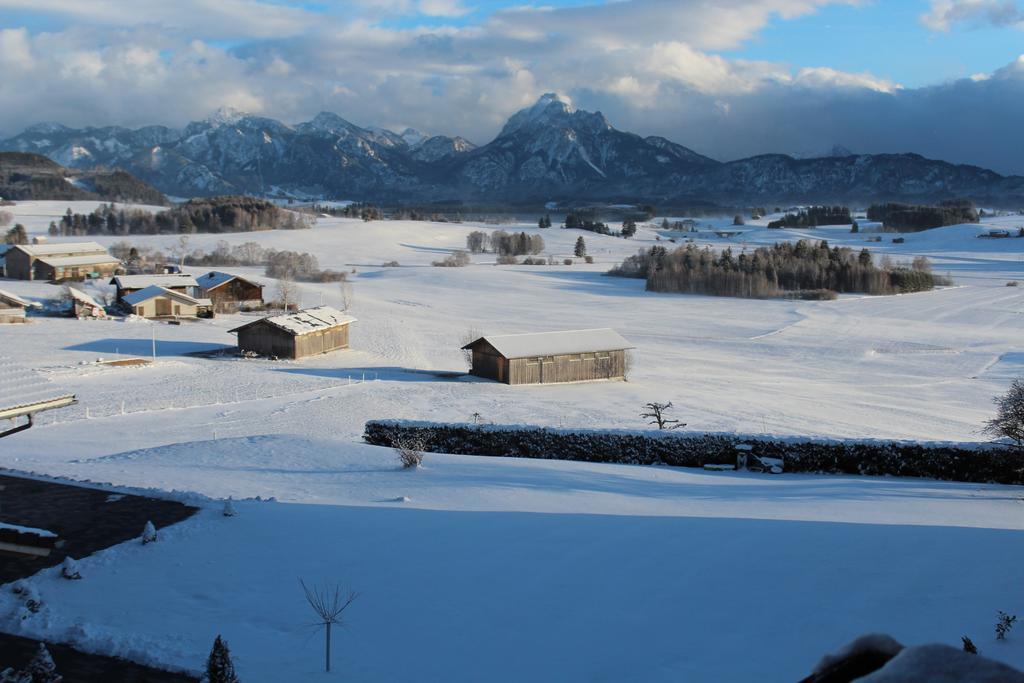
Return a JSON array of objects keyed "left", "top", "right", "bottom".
[{"left": 363, "top": 421, "right": 1024, "bottom": 484}]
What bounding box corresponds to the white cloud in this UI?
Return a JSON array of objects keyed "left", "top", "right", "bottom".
[{"left": 921, "top": 0, "right": 1024, "bottom": 31}]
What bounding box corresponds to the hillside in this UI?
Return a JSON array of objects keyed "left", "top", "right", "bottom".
[
  {"left": 0, "top": 151, "right": 168, "bottom": 205},
  {"left": 4, "top": 98, "right": 1023, "bottom": 205}
]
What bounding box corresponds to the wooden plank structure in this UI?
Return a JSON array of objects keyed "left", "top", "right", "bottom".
[
  {"left": 196, "top": 271, "right": 264, "bottom": 313},
  {"left": 462, "top": 329, "right": 634, "bottom": 385},
  {"left": 229, "top": 306, "right": 356, "bottom": 360},
  {"left": 0, "top": 288, "right": 30, "bottom": 324},
  {"left": 3, "top": 242, "right": 119, "bottom": 281}
]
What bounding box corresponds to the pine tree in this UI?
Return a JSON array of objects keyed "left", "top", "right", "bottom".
[
  {"left": 205, "top": 636, "right": 239, "bottom": 683},
  {"left": 544, "top": 214, "right": 552, "bottom": 229},
  {"left": 27, "top": 643, "right": 60, "bottom": 683},
  {"left": 574, "top": 236, "right": 586, "bottom": 257},
  {"left": 621, "top": 220, "right": 637, "bottom": 239}
]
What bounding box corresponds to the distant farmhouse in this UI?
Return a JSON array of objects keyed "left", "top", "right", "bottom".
[
  {"left": 123, "top": 285, "right": 212, "bottom": 319},
  {"left": 196, "top": 271, "right": 264, "bottom": 313},
  {"left": 67, "top": 287, "right": 106, "bottom": 319},
  {"left": 0, "top": 288, "right": 30, "bottom": 323},
  {"left": 230, "top": 306, "right": 356, "bottom": 359},
  {"left": 4, "top": 242, "right": 120, "bottom": 281},
  {"left": 110, "top": 274, "right": 198, "bottom": 305},
  {"left": 462, "top": 329, "right": 634, "bottom": 385}
]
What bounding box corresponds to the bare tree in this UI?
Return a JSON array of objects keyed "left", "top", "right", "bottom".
[
  {"left": 460, "top": 327, "right": 481, "bottom": 369},
  {"left": 391, "top": 433, "right": 426, "bottom": 469},
  {"left": 338, "top": 280, "right": 353, "bottom": 311},
  {"left": 301, "top": 580, "right": 358, "bottom": 673},
  {"left": 983, "top": 378, "right": 1024, "bottom": 448},
  {"left": 174, "top": 234, "right": 191, "bottom": 268},
  {"left": 641, "top": 402, "right": 686, "bottom": 430},
  {"left": 275, "top": 277, "right": 299, "bottom": 311}
]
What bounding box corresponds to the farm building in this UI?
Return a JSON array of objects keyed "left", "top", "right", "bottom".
[
  {"left": 0, "top": 288, "right": 30, "bottom": 323},
  {"left": 462, "top": 329, "right": 634, "bottom": 385},
  {"left": 3, "top": 242, "right": 120, "bottom": 281},
  {"left": 67, "top": 287, "right": 106, "bottom": 319},
  {"left": 122, "top": 285, "right": 212, "bottom": 319},
  {"left": 0, "top": 357, "right": 76, "bottom": 438},
  {"left": 196, "top": 271, "right": 265, "bottom": 313},
  {"left": 110, "top": 274, "right": 198, "bottom": 304},
  {"left": 229, "top": 306, "right": 356, "bottom": 359}
]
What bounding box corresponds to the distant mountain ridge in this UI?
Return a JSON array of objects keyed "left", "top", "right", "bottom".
[
  {"left": 0, "top": 151, "right": 168, "bottom": 205},
  {"left": 3, "top": 95, "right": 1022, "bottom": 206}
]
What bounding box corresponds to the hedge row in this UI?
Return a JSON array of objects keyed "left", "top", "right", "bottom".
[{"left": 363, "top": 420, "right": 1024, "bottom": 485}]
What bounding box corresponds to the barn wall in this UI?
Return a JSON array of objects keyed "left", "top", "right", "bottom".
[
  {"left": 237, "top": 323, "right": 296, "bottom": 358},
  {"left": 470, "top": 349, "right": 505, "bottom": 382},
  {"left": 0, "top": 308, "right": 26, "bottom": 323},
  {"left": 508, "top": 349, "right": 626, "bottom": 385},
  {"left": 206, "top": 281, "right": 264, "bottom": 313},
  {"left": 4, "top": 250, "right": 33, "bottom": 280},
  {"left": 294, "top": 324, "right": 349, "bottom": 359},
  {"left": 131, "top": 297, "right": 200, "bottom": 319}
]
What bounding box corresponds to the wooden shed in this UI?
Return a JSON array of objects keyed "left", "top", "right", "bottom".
[
  {"left": 229, "top": 306, "right": 356, "bottom": 360},
  {"left": 462, "top": 329, "right": 634, "bottom": 385},
  {"left": 0, "top": 288, "right": 30, "bottom": 324},
  {"left": 196, "top": 271, "right": 264, "bottom": 313},
  {"left": 67, "top": 287, "right": 107, "bottom": 319},
  {"left": 4, "top": 242, "right": 119, "bottom": 281},
  {"left": 122, "top": 285, "right": 212, "bottom": 319}
]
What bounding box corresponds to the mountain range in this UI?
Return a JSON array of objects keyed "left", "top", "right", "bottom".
[{"left": 3, "top": 94, "right": 1022, "bottom": 206}]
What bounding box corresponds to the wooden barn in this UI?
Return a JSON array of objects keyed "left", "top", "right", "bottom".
[
  {"left": 196, "top": 271, "right": 265, "bottom": 313},
  {"left": 122, "top": 285, "right": 212, "bottom": 319},
  {"left": 110, "top": 274, "right": 198, "bottom": 304},
  {"left": 229, "top": 306, "right": 356, "bottom": 359},
  {"left": 3, "top": 242, "right": 119, "bottom": 281},
  {"left": 462, "top": 329, "right": 634, "bottom": 385},
  {"left": 0, "top": 288, "right": 30, "bottom": 323},
  {"left": 67, "top": 287, "right": 106, "bottom": 319}
]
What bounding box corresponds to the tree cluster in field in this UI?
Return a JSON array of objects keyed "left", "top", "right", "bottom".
[
  {"left": 49, "top": 197, "right": 312, "bottom": 237},
  {"left": 767, "top": 206, "right": 852, "bottom": 229},
  {"left": 609, "top": 240, "right": 948, "bottom": 298},
  {"left": 867, "top": 200, "right": 979, "bottom": 231},
  {"left": 364, "top": 420, "right": 1024, "bottom": 485},
  {"left": 4, "top": 223, "right": 27, "bottom": 245},
  {"left": 537, "top": 214, "right": 553, "bottom": 229},
  {"left": 465, "top": 230, "right": 545, "bottom": 256},
  {"left": 312, "top": 202, "right": 382, "bottom": 221},
  {"left": 563, "top": 210, "right": 611, "bottom": 235},
  {"left": 432, "top": 250, "right": 471, "bottom": 267}
]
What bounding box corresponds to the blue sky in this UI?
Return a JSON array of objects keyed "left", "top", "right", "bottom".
[{"left": 0, "top": 0, "right": 1022, "bottom": 172}]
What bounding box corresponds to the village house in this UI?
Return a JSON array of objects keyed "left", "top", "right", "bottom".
[
  {"left": 67, "top": 287, "right": 107, "bottom": 319},
  {"left": 0, "top": 288, "right": 30, "bottom": 323},
  {"left": 110, "top": 274, "right": 198, "bottom": 305},
  {"left": 229, "top": 306, "right": 356, "bottom": 359},
  {"left": 122, "top": 285, "right": 212, "bottom": 319},
  {"left": 462, "top": 328, "right": 634, "bottom": 385},
  {"left": 3, "top": 242, "right": 120, "bottom": 281},
  {"left": 196, "top": 271, "right": 265, "bottom": 313}
]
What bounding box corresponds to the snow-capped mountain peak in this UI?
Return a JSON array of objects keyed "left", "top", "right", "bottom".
[{"left": 205, "top": 106, "right": 250, "bottom": 127}]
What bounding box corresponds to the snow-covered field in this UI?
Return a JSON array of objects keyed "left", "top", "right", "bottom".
[{"left": 1, "top": 201, "right": 1023, "bottom": 680}]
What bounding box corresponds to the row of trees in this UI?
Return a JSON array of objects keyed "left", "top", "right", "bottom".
[
  {"left": 465, "top": 230, "right": 545, "bottom": 255},
  {"left": 867, "top": 200, "right": 979, "bottom": 231},
  {"left": 767, "top": 206, "right": 853, "bottom": 229},
  {"left": 610, "top": 240, "right": 947, "bottom": 298},
  {"left": 51, "top": 197, "right": 312, "bottom": 237}
]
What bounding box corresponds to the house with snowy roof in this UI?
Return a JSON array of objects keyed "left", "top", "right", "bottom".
[
  {"left": 196, "top": 271, "right": 264, "bottom": 313},
  {"left": 0, "top": 288, "right": 31, "bottom": 323},
  {"left": 110, "top": 273, "right": 198, "bottom": 304},
  {"left": 461, "top": 329, "right": 634, "bottom": 385},
  {"left": 3, "top": 241, "right": 120, "bottom": 281},
  {"left": 123, "top": 285, "right": 212, "bottom": 319},
  {"left": 229, "top": 306, "right": 356, "bottom": 359}
]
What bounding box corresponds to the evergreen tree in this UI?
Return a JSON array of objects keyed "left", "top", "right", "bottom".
[
  {"left": 27, "top": 643, "right": 61, "bottom": 683},
  {"left": 205, "top": 636, "right": 239, "bottom": 683},
  {"left": 574, "top": 236, "right": 587, "bottom": 257},
  {"left": 621, "top": 220, "right": 637, "bottom": 239},
  {"left": 544, "top": 214, "right": 552, "bottom": 229}
]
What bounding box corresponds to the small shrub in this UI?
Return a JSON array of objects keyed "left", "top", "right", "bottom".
[
  {"left": 962, "top": 636, "right": 978, "bottom": 654},
  {"left": 584, "top": 255, "right": 594, "bottom": 264},
  {"left": 391, "top": 434, "right": 426, "bottom": 469},
  {"left": 996, "top": 611, "right": 1017, "bottom": 640},
  {"left": 785, "top": 289, "right": 838, "bottom": 301},
  {"left": 563, "top": 258, "right": 573, "bottom": 265},
  {"left": 432, "top": 250, "right": 470, "bottom": 267},
  {"left": 381, "top": 260, "right": 400, "bottom": 267},
  {"left": 223, "top": 498, "right": 237, "bottom": 517},
  {"left": 521, "top": 257, "right": 546, "bottom": 265},
  {"left": 1008, "top": 281, "right": 1019, "bottom": 287},
  {"left": 496, "top": 254, "right": 519, "bottom": 265},
  {"left": 141, "top": 521, "right": 157, "bottom": 544}
]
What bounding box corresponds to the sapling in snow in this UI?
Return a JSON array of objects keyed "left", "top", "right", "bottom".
[
  {"left": 301, "top": 580, "right": 357, "bottom": 674},
  {"left": 962, "top": 636, "right": 978, "bottom": 654},
  {"left": 27, "top": 643, "right": 60, "bottom": 683},
  {"left": 996, "top": 611, "right": 1017, "bottom": 640},
  {"left": 141, "top": 521, "right": 157, "bottom": 544},
  {"left": 60, "top": 557, "right": 81, "bottom": 580},
  {"left": 205, "top": 635, "right": 239, "bottom": 683},
  {"left": 641, "top": 402, "right": 686, "bottom": 430}
]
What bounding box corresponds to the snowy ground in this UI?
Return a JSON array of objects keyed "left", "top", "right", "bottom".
[{"left": 1, "top": 201, "right": 1023, "bottom": 680}]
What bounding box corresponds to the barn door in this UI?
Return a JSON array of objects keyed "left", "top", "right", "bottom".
[{"left": 155, "top": 298, "right": 172, "bottom": 316}]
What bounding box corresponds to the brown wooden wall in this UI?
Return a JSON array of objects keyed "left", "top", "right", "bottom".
[
  {"left": 506, "top": 350, "right": 626, "bottom": 385},
  {"left": 3, "top": 250, "right": 32, "bottom": 280},
  {"left": 294, "top": 325, "right": 349, "bottom": 359},
  {"left": 206, "top": 280, "right": 264, "bottom": 313}
]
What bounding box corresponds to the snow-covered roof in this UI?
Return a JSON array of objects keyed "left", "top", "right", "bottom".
[
  {"left": 196, "top": 271, "right": 261, "bottom": 290},
  {"left": 67, "top": 287, "right": 103, "bottom": 309},
  {"left": 12, "top": 241, "right": 108, "bottom": 256},
  {"left": 463, "top": 329, "right": 634, "bottom": 359},
  {"left": 111, "top": 274, "right": 197, "bottom": 290},
  {"left": 0, "top": 357, "right": 76, "bottom": 421},
  {"left": 35, "top": 254, "right": 121, "bottom": 267},
  {"left": 230, "top": 305, "right": 356, "bottom": 336},
  {"left": 0, "top": 288, "right": 30, "bottom": 308},
  {"left": 123, "top": 285, "right": 209, "bottom": 307}
]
